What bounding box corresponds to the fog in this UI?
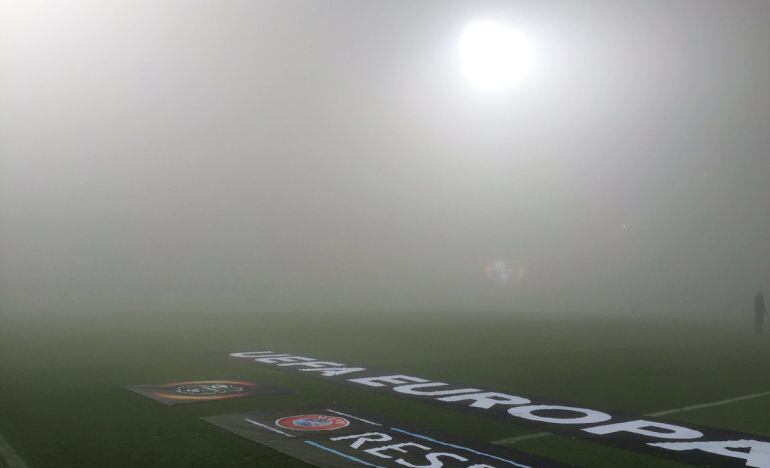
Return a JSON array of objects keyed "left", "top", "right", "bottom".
[{"left": 1, "top": 0, "right": 769, "bottom": 316}]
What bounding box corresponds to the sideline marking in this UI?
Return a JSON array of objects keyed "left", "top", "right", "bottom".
[
  {"left": 494, "top": 431, "right": 552, "bottom": 444},
  {"left": 0, "top": 433, "right": 28, "bottom": 468},
  {"left": 244, "top": 418, "right": 295, "bottom": 438},
  {"left": 493, "top": 390, "right": 770, "bottom": 445},
  {"left": 646, "top": 390, "right": 770, "bottom": 417},
  {"left": 325, "top": 409, "right": 381, "bottom": 426}
]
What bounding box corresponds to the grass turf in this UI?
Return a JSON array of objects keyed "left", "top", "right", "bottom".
[{"left": 1, "top": 309, "right": 769, "bottom": 467}]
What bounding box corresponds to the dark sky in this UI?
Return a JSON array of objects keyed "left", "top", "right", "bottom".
[{"left": 1, "top": 0, "right": 769, "bottom": 314}]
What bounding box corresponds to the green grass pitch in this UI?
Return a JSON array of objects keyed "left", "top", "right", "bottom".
[{"left": 1, "top": 310, "right": 769, "bottom": 467}]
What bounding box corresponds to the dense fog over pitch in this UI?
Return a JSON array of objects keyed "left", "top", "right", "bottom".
[{"left": 1, "top": 0, "right": 769, "bottom": 315}]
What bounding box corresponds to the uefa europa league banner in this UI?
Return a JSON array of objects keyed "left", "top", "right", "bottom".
[{"left": 230, "top": 351, "right": 770, "bottom": 468}]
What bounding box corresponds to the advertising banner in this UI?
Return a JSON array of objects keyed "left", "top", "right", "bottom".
[
  {"left": 204, "top": 406, "right": 569, "bottom": 467},
  {"left": 230, "top": 350, "right": 770, "bottom": 467}
]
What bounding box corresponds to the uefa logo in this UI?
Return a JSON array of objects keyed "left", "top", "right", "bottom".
[{"left": 275, "top": 414, "right": 350, "bottom": 431}]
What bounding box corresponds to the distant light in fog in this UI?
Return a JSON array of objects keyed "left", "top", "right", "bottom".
[
  {"left": 486, "top": 258, "right": 527, "bottom": 284},
  {"left": 460, "top": 20, "right": 531, "bottom": 92}
]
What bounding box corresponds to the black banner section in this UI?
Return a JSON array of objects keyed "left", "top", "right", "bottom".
[
  {"left": 204, "top": 406, "right": 569, "bottom": 468},
  {"left": 125, "top": 379, "right": 287, "bottom": 405},
  {"left": 230, "top": 351, "right": 770, "bottom": 468}
]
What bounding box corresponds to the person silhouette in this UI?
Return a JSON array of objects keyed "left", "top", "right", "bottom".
[{"left": 755, "top": 291, "right": 766, "bottom": 334}]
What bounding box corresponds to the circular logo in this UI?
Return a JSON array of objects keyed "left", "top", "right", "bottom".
[
  {"left": 148, "top": 380, "right": 256, "bottom": 402},
  {"left": 176, "top": 383, "right": 245, "bottom": 396},
  {"left": 275, "top": 414, "right": 350, "bottom": 431}
]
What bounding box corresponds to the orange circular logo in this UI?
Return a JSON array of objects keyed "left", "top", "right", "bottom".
[{"left": 275, "top": 414, "right": 350, "bottom": 431}]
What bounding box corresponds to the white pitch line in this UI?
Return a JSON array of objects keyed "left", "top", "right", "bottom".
[
  {"left": 493, "top": 431, "right": 552, "bottom": 444},
  {"left": 0, "top": 433, "right": 29, "bottom": 468},
  {"left": 325, "top": 409, "right": 382, "bottom": 426},
  {"left": 493, "top": 390, "right": 770, "bottom": 445},
  {"left": 493, "top": 431, "right": 551, "bottom": 445},
  {"left": 646, "top": 390, "right": 770, "bottom": 417},
  {"left": 244, "top": 418, "right": 295, "bottom": 438}
]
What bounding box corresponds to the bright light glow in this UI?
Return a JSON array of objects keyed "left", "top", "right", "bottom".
[{"left": 460, "top": 21, "right": 531, "bottom": 92}]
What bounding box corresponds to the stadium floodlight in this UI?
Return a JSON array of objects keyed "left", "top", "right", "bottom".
[{"left": 459, "top": 20, "right": 532, "bottom": 92}]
